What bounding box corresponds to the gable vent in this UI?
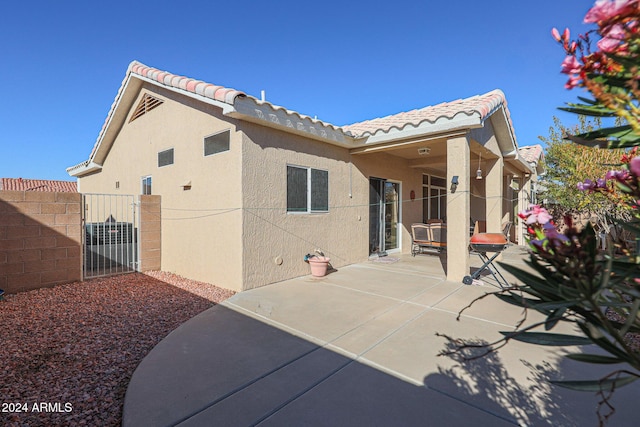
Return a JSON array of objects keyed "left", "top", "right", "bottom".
[{"left": 129, "top": 94, "right": 164, "bottom": 122}]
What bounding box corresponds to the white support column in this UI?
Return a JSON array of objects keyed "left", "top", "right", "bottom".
[
  {"left": 517, "top": 176, "right": 532, "bottom": 245},
  {"left": 446, "top": 135, "right": 470, "bottom": 282}
]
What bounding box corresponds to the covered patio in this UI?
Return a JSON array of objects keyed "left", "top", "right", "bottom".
[{"left": 346, "top": 90, "right": 537, "bottom": 282}]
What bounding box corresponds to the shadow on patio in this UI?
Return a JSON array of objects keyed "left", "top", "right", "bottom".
[{"left": 124, "top": 247, "right": 639, "bottom": 426}]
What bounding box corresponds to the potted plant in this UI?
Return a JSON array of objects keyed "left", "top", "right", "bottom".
[{"left": 304, "top": 252, "right": 331, "bottom": 277}]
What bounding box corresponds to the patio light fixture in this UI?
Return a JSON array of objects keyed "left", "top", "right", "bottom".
[
  {"left": 450, "top": 175, "right": 459, "bottom": 193},
  {"left": 476, "top": 152, "right": 483, "bottom": 180}
]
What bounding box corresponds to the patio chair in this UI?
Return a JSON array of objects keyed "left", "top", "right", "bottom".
[
  {"left": 429, "top": 221, "right": 447, "bottom": 249},
  {"left": 411, "top": 222, "right": 446, "bottom": 256},
  {"left": 411, "top": 223, "right": 431, "bottom": 256},
  {"left": 502, "top": 221, "right": 513, "bottom": 242}
]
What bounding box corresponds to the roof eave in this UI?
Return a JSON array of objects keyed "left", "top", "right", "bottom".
[
  {"left": 67, "top": 161, "right": 102, "bottom": 177},
  {"left": 135, "top": 73, "right": 237, "bottom": 115},
  {"left": 488, "top": 106, "right": 519, "bottom": 158},
  {"left": 357, "top": 114, "right": 483, "bottom": 146}
]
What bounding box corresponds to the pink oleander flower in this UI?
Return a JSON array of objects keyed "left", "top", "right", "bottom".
[
  {"left": 565, "top": 75, "right": 581, "bottom": 89},
  {"left": 520, "top": 205, "right": 553, "bottom": 225},
  {"left": 578, "top": 179, "right": 595, "bottom": 191},
  {"left": 606, "top": 169, "right": 630, "bottom": 181},
  {"left": 584, "top": 0, "right": 633, "bottom": 23},
  {"left": 577, "top": 178, "right": 608, "bottom": 191},
  {"left": 561, "top": 55, "right": 582, "bottom": 74},
  {"left": 630, "top": 156, "right": 640, "bottom": 176},
  {"left": 597, "top": 23, "right": 626, "bottom": 52}
]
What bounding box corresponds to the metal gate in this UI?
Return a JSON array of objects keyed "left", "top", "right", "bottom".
[{"left": 82, "top": 194, "right": 140, "bottom": 279}]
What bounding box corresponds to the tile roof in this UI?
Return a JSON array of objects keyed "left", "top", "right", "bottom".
[
  {"left": 343, "top": 89, "right": 510, "bottom": 137},
  {"left": 129, "top": 62, "right": 246, "bottom": 105},
  {"left": 130, "top": 62, "right": 345, "bottom": 135},
  {"left": 1, "top": 178, "right": 77, "bottom": 192},
  {"left": 68, "top": 61, "right": 349, "bottom": 175},
  {"left": 518, "top": 144, "right": 544, "bottom": 164},
  {"left": 69, "top": 60, "right": 528, "bottom": 176}
]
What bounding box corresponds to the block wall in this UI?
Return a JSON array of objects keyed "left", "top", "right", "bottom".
[{"left": 0, "top": 191, "right": 82, "bottom": 294}]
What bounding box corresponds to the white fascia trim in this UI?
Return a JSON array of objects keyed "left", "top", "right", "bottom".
[
  {"left": 496, "top": 106, "right": 518, "bottom": 155},
  {"left": 362, "top": 114, "right": 483, "bottom": 145},
  {"left": 516, "top": 155, "right": 536, "bottom": 175},
  {"left": 67, "top": 161, "right": 102, "bottom": 177},
  {"left": 134, "top": 74, "right": 237, "bottom": 115},
  {"left": 230, "top": 97, "right": 355, "bottom": 147}
]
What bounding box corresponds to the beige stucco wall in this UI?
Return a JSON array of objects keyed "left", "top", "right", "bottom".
[
  {"left": 238, "top": 123, "right": 428, "bottom": 289},
  {"left": 78, "top": 84, "right": 244, "bottom": 291},
  {"left": 239, "top": 124, "right": 360, "bottom": 288}
]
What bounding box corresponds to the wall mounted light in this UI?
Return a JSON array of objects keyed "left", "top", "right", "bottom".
[
  {"left": 450, "top": 175, "right": 459, "bottom": 193},
  {"left": 410, "top": 190, "right": 416, "bottom": 201}
]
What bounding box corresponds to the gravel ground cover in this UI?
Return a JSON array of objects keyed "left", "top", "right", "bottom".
[{"left": 0, "top": 272, "right": 235, "bottom": 426}]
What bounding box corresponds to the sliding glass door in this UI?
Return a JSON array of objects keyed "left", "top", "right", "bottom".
[{"left": 369, "top": 178, "right": 400, "bottom": 255}]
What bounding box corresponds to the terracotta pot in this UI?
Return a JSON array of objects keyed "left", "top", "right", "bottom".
[{"left": 308, "top": 256, "right": 331, "bottom": 277}]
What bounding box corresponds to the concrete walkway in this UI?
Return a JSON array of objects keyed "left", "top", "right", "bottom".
[{"left": 123, "top": 248, "right": 638, "bottom": 426}]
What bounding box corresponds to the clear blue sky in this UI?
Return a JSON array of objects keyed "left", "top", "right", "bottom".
[{"left": 0, "top": 0, "right": 594, "bottom": 181}]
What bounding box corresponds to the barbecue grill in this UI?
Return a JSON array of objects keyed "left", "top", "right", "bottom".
[{"left": 463, "top": 233, "right": 510, "bottom": 287}]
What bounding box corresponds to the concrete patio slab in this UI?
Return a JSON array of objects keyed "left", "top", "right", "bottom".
[
  {"left": 257, "top": 361, "right": 516, "bottom": 427},
  {"left": 227, "top": 278, "right": 402, "bottom": 343},
  {"left": 124, "top": 248, "right": 640, "bottom": 426},
  {"left": 177, "top": 346, "right": 351, "bottom": 427},
  {"left": 317, "top": 263, "right": 443, "bottom": 301},
  {"left": 329, "top": 302, "right": 427, "bottom": 356},
  {"left": 123, "top": 306, "right": 319, "bottom": 427}
]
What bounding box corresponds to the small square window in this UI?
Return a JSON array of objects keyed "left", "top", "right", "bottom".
[
  {"left": 158, "top": 148, "right": 174, "bottom": 167},
  {"left": 287, "top": 165, "right": 328, "bottom": 213},
  {"left": 204, "top": 130, "right": 230, "bottom": 156}
]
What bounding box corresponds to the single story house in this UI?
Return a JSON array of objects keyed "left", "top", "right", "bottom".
[{"left": 68, "top": 61, "right": 536, "bottom": 292}]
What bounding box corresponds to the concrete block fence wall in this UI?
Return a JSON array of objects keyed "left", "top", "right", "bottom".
[
  {"left": 0, "top": 191, "right": 82, "bottom": 294},
  {"left": 0, "top": 191, "right": 161, "bottom": 294}
]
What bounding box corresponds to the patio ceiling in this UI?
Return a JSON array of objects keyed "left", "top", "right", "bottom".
[{"left": 350, "top": 134, "right": 501, "bottom": 177}]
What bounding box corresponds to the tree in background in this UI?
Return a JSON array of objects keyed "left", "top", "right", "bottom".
[{"left": 539, "top": 116, "right": 631, "bottom": 244}]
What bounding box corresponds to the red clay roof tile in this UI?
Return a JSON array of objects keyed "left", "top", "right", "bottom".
[
  {"left": 1, "top": 178, "right": 77, "bottom": 192},
  {"left": 130, "top": 62, "right": 245, "bottom": 104},
  {"left": 518, "top": 144, "right": 544, "bottom": 164},
  {"left": 343, "top": 89, "right": 511, "bottom": 137}
]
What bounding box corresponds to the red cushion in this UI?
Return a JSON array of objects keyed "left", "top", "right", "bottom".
[{"left": 470, "top": 233, "right": 507, "bottom": 245}]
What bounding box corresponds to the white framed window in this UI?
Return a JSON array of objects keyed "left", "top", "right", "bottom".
[
  {"left": 141, "top": 176, "right": 152, "bottom": 195},
  {"left": 422, "top": 174, "right": 446, "bottom": 222},
  {"left": 287, "top": 165, "right": 328, "bottom": 213},
  {"left": 158, "top": 148, "right": 174, "bottom": 167},
  {"left": 204, "top": 130, "right": 230, "bottom": 156}
]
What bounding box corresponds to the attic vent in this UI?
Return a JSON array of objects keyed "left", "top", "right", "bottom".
[{"left": 129, "top": 94, "right": 164, "bottom": 122}]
